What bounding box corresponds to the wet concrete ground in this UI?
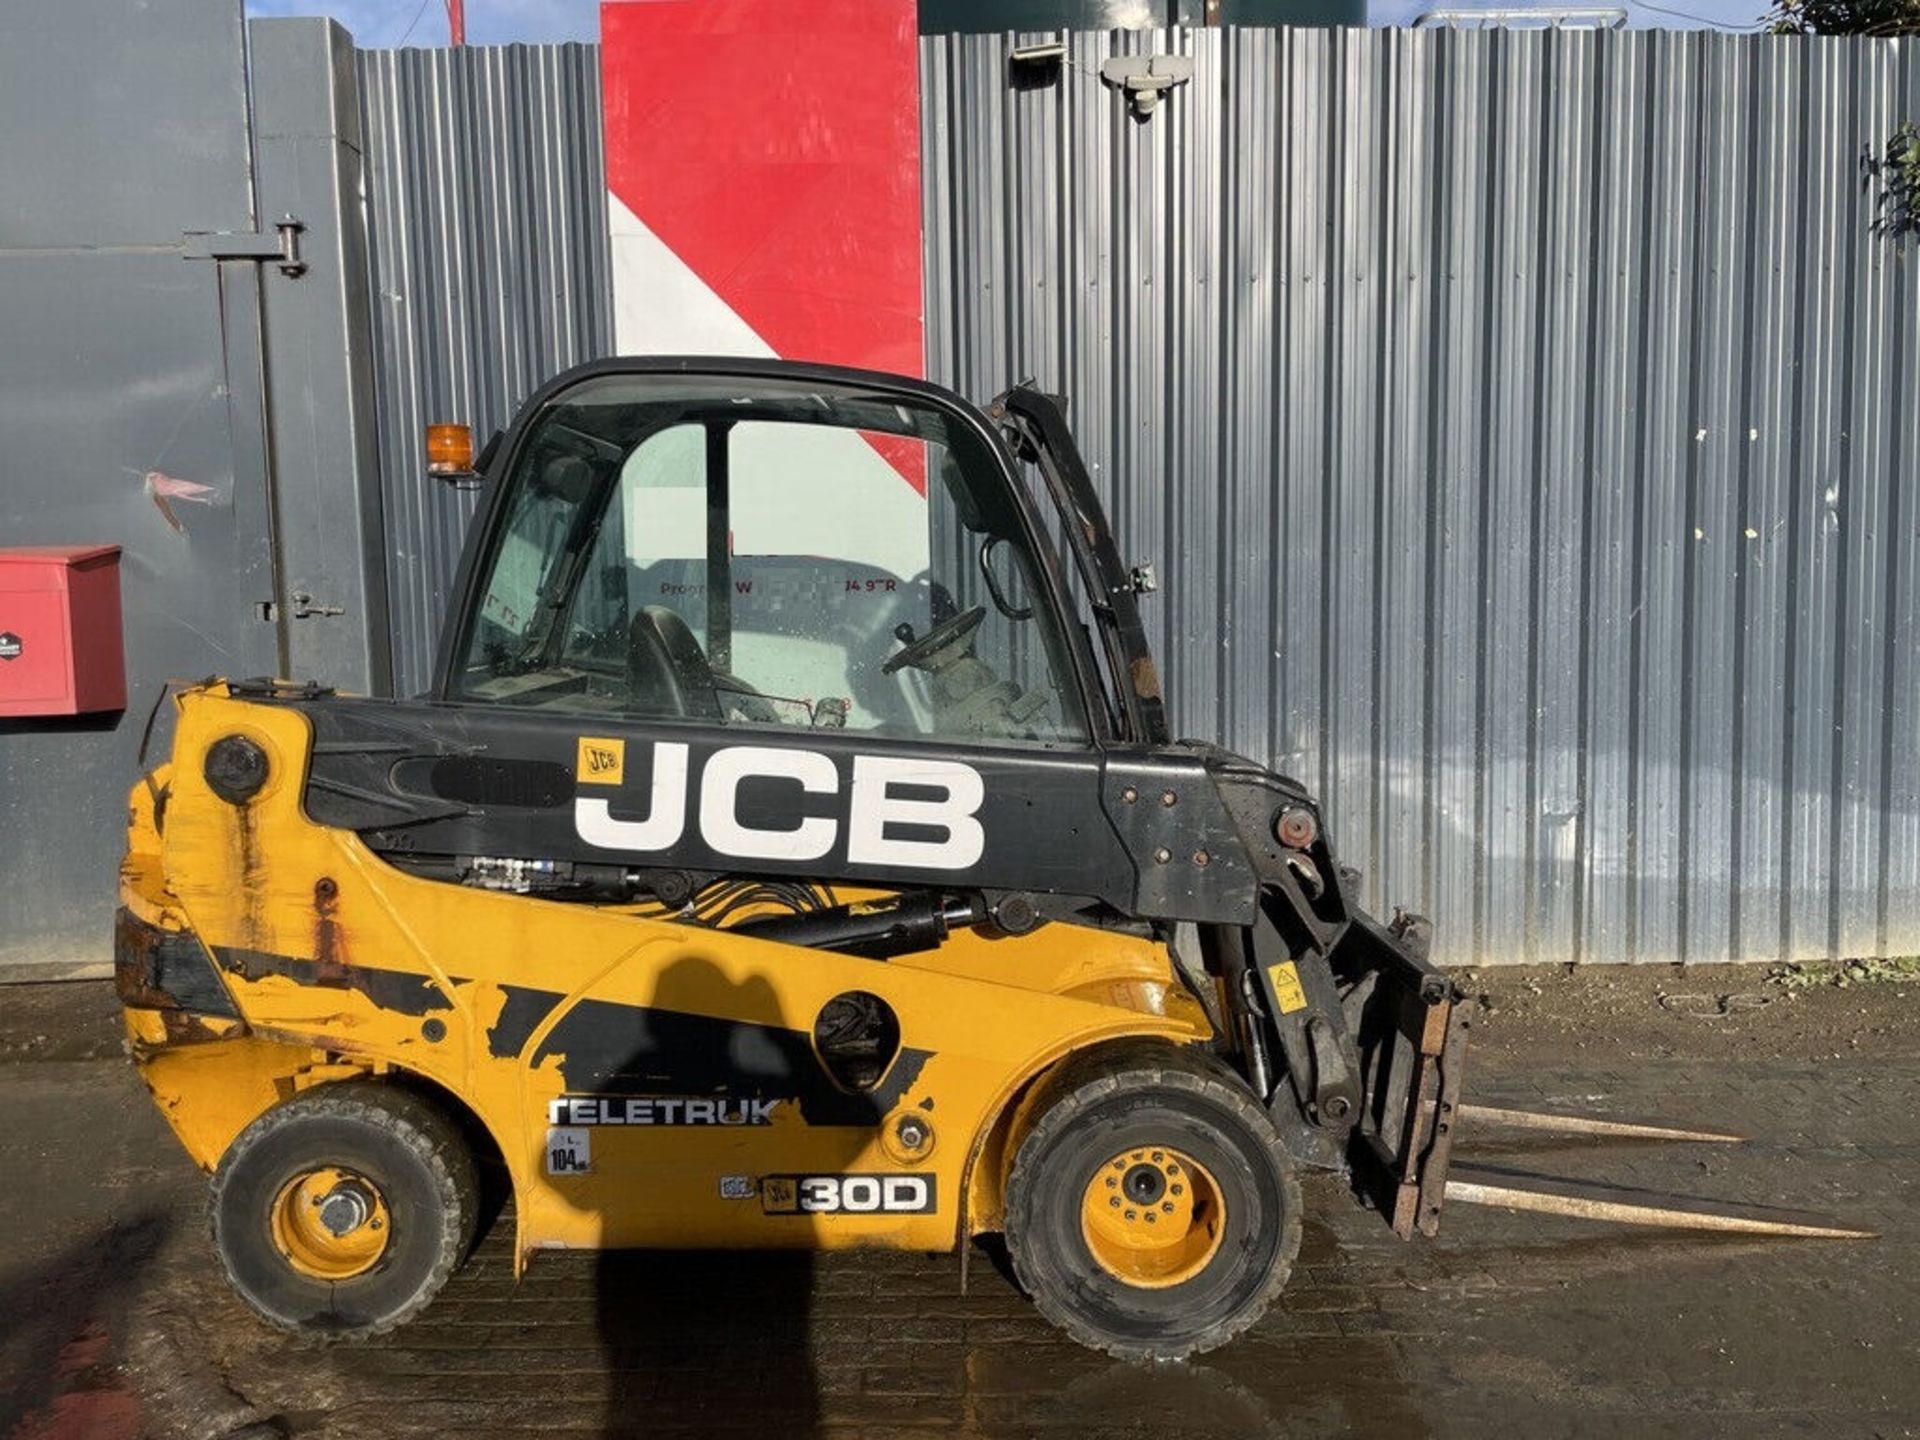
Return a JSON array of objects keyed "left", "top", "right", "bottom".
[{"left": 1, "top": 974, "right": 1915, "bottom": 1439}]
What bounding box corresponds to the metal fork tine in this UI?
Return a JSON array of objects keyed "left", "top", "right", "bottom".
[
  {"left": 1454, "top": 1103, "right": 1746, "bottom": 1144},
  {"left": 1443, "top": 1164, "right": 1876, "bottom": 1239}
]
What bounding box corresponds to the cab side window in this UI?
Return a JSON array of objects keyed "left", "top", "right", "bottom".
[{"left": 457, "top": 387, "right": 1089, "bottom": 748}]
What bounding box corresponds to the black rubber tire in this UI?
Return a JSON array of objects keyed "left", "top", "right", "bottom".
[
  {"left": 1004, "top": 1043, "right": 1302, "bottom": 1362},
  {"left": 210, "top": 1081, "right": 478, "bottom": 1339}
]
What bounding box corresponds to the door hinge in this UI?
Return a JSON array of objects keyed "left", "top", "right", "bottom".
[
  {"left": 290, "top": 592, "right": 344, "bottom": 619},
  {"left": 183, "top": 215, "right": 307, "bottom": 277},
  {"left": 257, "top": 593, "right": 344, "bottom": 622}
]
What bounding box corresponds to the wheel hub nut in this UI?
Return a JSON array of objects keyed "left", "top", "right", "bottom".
[
  {"left": 1122, "top": 1163, "right": 1166, "bottom": 1206},
  {"left": 317, "top": 1182, "right": 373, "bottom": 1238}
]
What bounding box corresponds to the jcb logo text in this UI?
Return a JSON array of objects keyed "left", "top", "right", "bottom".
[{"left": 574, "top": 739, "right": 986, "bottom": 872}]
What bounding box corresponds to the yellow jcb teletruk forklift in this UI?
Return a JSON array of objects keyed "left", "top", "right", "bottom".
[{"left": 116, "top": 359, "right": 1866, "bottom": 1360}]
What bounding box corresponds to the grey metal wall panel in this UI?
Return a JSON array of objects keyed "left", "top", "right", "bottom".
[
  {"left": 0, "top": 0, "right": 267, "bottom": 975},
  {"left": 921, "top": 27, "right": 1920, "bottom": 965},
  {"left": 356, "top": 43, "right": 613, "bottom": 695},
  {"left": 356, "top": 29, "right": 1918, "bottom": 966},
  {"left": 251, "top": 18, "right": 394, "bottom": 695},
  {"left": 0, "top": 0, "right": 254, "bottom": 248}
]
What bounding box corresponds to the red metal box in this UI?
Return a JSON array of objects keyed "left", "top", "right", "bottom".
[{"left": 0, "top": 545, "right": 126, "bottom": 716}]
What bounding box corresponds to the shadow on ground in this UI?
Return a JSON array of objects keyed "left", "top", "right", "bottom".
[
  {"left": 595, "top": 1250, "right": 822, "bottom": 1436},
  {"left": 0, "top": 1209, "right": 171, "bottom": 1439},
  {"left": 575, "top": 1209, "right": 1427, "bottom": 1439}
]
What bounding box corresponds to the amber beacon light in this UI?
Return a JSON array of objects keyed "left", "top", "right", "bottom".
[{"left": 425, "top": 423, "right": 475, "bottom": 476}]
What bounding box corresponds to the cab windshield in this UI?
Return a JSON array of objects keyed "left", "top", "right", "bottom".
[{"left": 450, "top": 371, "right": 1091, "bottom": 747}]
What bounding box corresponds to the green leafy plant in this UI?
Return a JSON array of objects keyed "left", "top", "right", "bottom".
[
  {"left": 1770, "top": 956, "right": 1920, "bottom": 989},
  {"left": 1862, "top": 120, "right": 1920, "bottom": 248},
  {"left": 1765, "top": 1, "right": 1917, "bottom": 247},
  {"left": 1768, "top": 0, "right": 1919, "bottom": 33}
]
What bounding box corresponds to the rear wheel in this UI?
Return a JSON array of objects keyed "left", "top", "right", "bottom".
[
  {"left": 210, "top": 1082, "right": 478, "bottom": 1338},
  {"left": 1004, "top": 1045, "right": 1301, "bottom": 1361}
]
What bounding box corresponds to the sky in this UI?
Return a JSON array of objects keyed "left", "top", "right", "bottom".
[
  {"left": 243, "top": 0, "right": 602, "bottom": 47},
  {"left": 240, "top": 0, "right": 1772, "bottom": 46}
]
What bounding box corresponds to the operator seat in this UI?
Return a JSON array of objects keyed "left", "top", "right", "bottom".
[{"left": 627, "top": 605, "right": 722, "bottom": 720}]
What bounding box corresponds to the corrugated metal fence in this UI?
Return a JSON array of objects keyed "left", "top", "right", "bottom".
[
  {"left": 358, "top": 42, "right": 611, "bottom": 692},
  {"left": 357, "top": 28, "right": 1920, "bottom": 966}
]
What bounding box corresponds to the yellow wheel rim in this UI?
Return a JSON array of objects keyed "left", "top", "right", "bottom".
[
  {"left": 1079, "top": 1145, "right": 1226, "bottom": 1289},
  {"left": 270, "top": 1167, "right": 391, "bottom": 1280}
]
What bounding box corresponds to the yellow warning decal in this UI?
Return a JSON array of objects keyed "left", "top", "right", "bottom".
[
  {"left": 576, "top": 736, "right": 625, "bottom": 786},
  {"left": 1267, "top": 960, "right": 1308, "bottom": 1015}
]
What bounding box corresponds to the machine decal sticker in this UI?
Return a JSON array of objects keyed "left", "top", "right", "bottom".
[
  {"left": 762, "top": 1174, "right": 936, "bottom": 1215},
  {"left": 545, "top": 1126, "right": 590, "bottom": 1175},
  {"left": 576, "top": 736, "right": 625, "bottom": 786},
  {"left": 496, "top": 989, "right": 933, "bottom": 1128},
  {"left": 573, "top": 739, "right": 986, "bottom": 871},
  {"left": 1267, "top": 960, "right": 1308, "bottom": 1015},
  {"left": 546, "top": 1095, "right": 779, "bottom": 1127}
]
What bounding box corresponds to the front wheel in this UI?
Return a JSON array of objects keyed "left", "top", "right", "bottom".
[
  {"left": 210, "top": 1082, "right": 478, "bottom": 1338},
  {"left": 1004, "top": 1045, "right": 1301, "bottom": 1361}
]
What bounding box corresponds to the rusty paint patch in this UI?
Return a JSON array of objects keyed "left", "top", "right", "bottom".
[
  {"left": 312, "top": 876, "right": 353, "bottom": 987},
  {"left": 234, "top": 803, "right": 267, "bottom": 953},
  {"left": 1129, "top": 656, "right": 1162, "bottom": 701},
  {"left": 158, "top": 1010, "right": 227, "bottom": 1046},
  {"left": 113, "top": 908, "right": 241, "bottom": 1019},
  {"left": 127, "top": 1011, "right": 244, "bottom": 1058}
]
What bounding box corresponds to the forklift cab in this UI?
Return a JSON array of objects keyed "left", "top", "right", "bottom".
[{"left": 442, "top": 365, "right": 1111, "bottom": 753}]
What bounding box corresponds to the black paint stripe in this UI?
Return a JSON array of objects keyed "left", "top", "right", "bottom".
[{"left": 212, "top": 946, "right": 456, "bottom": 1016}]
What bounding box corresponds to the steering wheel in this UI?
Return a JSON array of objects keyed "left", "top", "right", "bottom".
[
  {"left": 628, "top": 605, "right": 722, "bottom": 719},
  {"left": 882, "top": 606, "right": 987, "bottom": 675}
]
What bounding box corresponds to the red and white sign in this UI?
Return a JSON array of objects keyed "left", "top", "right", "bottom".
[
  {"left": 599, "top": 2, "right": 931, "bottom": 700},
  {"left": 600, "top": 0, "right": 924, "bottom": 379}
]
